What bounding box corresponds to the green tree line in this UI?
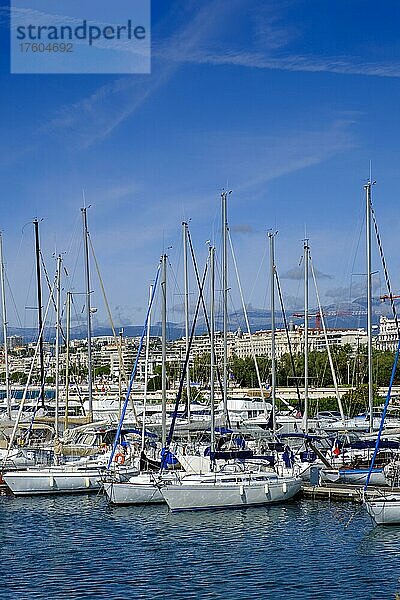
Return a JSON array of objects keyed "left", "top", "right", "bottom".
[{"left": 144, "top": 345, "right": 400, "bottom": 391}]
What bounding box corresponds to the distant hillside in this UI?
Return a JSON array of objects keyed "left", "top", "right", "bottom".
[{"left": 4, "top": 296, "right": 397, "bottom": 343}]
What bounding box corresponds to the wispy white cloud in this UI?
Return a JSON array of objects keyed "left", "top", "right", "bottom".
[
  {"left": 157, "top": 0, "right": 400, "bottom": 78},
  {"left": 282, "top": 266, "right": 333, "bottom": 281},
  {"left": 43, "top": 0, "right": 233, "bottom": 148},
  {"left": 82, "top": 182, "right": 142, "bottom": 215},
  {"left": 186, "top": 118, "right": 357, "bottom": 192},
  {"left": 40, "top": 0, "right": 399, "bottom": 158},
  {"left": 325, "top": 280, "right": 381, "bottom": 303},
  {"left": 42, "top": 74, "right": 167, "bottom": 148},
  {"left": 249, "top": 2, "right": 298, "bottom": 51},
  {"left": 181, "top": 49, "right": 400, "bottom": 78}
]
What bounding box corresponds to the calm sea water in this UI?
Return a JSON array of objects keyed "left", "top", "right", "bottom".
[{"left": 0, "top": 493, "right": 399, "bottom": 600}]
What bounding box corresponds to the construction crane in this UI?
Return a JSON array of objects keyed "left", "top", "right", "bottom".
[
  {"left": 293, "top": 311, "right": 323, "bottom": 330},
  {"left": 293, "top": 308, "right": 367, "bottom": 330},
  {"left": 380, "top": 294, "right": 400, "bottom": 302}
]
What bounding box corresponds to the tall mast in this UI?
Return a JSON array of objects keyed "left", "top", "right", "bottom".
[
  {"left": 118, "top": 329, "right": 123, "bottom": 418},
  {"left": 55, "top": 254, "right": 62, "bottom": 438},
  {"left": 81, "top": 207, "right": 93, "bottom": 422},
  {"left": 141, "top": 285, "right": 153, "bottom": 454},
  {"left": 161, "top": 254, "right": 167, "bottom": 448},
  {"left": 210, "top": 245, "right": 216, "bottom": 468},
  {"left": 64, "top": 291, "right": 71, "bottom": 431},
  {"left": 0, "top": 233, "right": 11, "bottom": 420},
  {"left": 222, "top": 191, "right": 229, "bottom": 422},
  {"left": 269, "top": 231, "right": 276, "bottom": 437},
  {"left": 304, "top": 238, "right": 309, "bottom": 434},
  {"left": 182, "top": 222, "right": 191, "bottom": 423},
  {"left": 33, "top": 219, "right": 45, "bottom": 409},
  {"left": 365, "top": 181, "right": 374, "bottom": 433}
]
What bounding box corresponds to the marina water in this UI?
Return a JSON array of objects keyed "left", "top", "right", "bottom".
[{"left": 1, "top": 494, "right": 399, "bottom": 599}]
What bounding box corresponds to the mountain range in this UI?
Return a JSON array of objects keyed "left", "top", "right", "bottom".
[{"left": 4, "top": 296, "right": 396, "bottom": 343}]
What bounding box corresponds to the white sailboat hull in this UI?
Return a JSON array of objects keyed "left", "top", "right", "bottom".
[
  {"left": 322, "top": 468, "right": 386, "bottom": 486},
  {"left": 103, "top": 480, "right": 164, "bottom": 504},
  {"left": 161, "top": 474, "right": 302, "bottom": 512},
  {"left": 3, "top": 468, "right": 105, "bottom": 495},
  {"left": 102, "top": 472, "right": 181, "bottom": 505},
  {"left": 340, "top": 469, "right": 386, "bottom": 486},
  {"left": 365, "top": 495, "right": 400, "bottom": 525}
]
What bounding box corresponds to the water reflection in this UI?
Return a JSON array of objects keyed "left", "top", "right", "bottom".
[
  {"left": 359, "top": 521, "right": 400, "bottom": 555},
  {"left": 1, "top": 495, "right": 399, "bottom": 600}
]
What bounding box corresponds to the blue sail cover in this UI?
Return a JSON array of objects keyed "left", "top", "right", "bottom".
[
  {"left": 160, "top": 447, "right": 179, "bottom": 468},
  {"left": 213, "top": 427, "right": 233, "bottom": 434},
  {"left": 282, "top": 447, "right": 295, "bottom": 468},
  {"left": 349, "top": 439, "right": 400, "bottom": 450}
]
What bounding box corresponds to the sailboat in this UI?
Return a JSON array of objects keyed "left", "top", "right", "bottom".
[
  {"left": 363, "top": 179, "right": 400, "bottom": 524},
  {"left": 4, "top": 457, "right": 118, "bottom": 496},
  {"left": 103, "top": 260, "right": 176, "bottom": 505},
  {"left": 161, "top": 464, "right": 301, "bottom": 512},
  {"left": 320, "top": 181, "right": 393, "bottom": 487},
  {"left": 3, "top": 421, "right": 139, "bottom": 495},
  {"left": 363, "top": 330, "right": 400, "bottom": 523},
  {"left": 161, "top": 205, "right": 302, "bottom": 512},
  {"left": 363, "top": 341, "right": 400, "bottom": 524},
  {"left": 3, "top": 210, "right": 137, "bottom": 496},
  {"left": 104, "top": 230, "right": 223, "bottom": 505},
  {"left": 364, "top": 493, "right": 400, "bottom": 525}
]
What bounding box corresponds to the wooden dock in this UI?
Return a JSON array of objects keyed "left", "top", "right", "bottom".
[{"left": 301, "top": 483, "right": 400, "bottom": 503}]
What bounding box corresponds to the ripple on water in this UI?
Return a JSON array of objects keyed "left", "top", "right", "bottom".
[{"left": 0, "top": 495, "right": 399, "bottom": 600}]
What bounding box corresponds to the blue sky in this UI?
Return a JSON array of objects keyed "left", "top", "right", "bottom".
[{"left": 1, "top": 0, "right": 400, "bottom": 331}]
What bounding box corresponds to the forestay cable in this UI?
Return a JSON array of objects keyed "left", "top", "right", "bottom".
[
  {"left": 3, "top": 276, "right": 56, "bottom": 466},
  {"left": 227, "top": 231, "right": 268, "bottom": 417},
  {"left": 274, "top": 268, "right": 302, "bottom": 412},
  {"left": 309, "top": 255, "right": 345, "bottom": 421},
  {"left": 370, "top": 203, "right": 400, "bottom": 336},
  {"left": 107, "top": 262, "right": 160, "bottom": 469}
]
